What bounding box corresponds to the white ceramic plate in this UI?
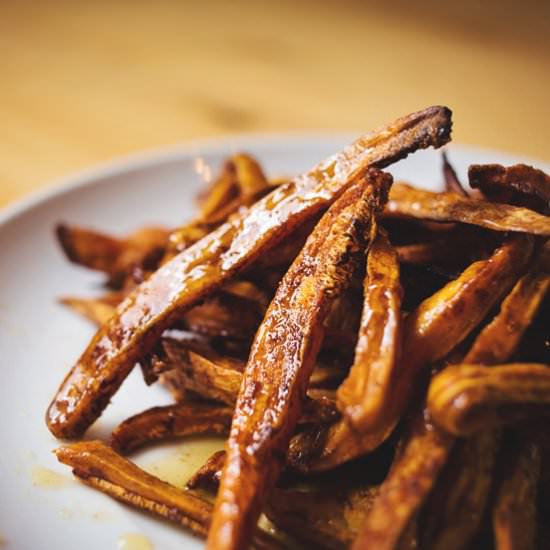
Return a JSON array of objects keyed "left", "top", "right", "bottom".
[{"left": 1, "top": 134, "right": 548, "bottom": 550}]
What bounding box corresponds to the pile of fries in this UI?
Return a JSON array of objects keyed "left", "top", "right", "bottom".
[{"left": 47, "top": 106, "right": 550, "bottom": 550}]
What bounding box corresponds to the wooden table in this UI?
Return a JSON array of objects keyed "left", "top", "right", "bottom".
[{"left": 2, "top": 0, "right": 549, "bottom": 208}]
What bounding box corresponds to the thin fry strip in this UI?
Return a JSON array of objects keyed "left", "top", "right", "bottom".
[
  {"left": 492, "top": 435, "right": 541, "bottom": 550},
  {"left": 208, "top": 175, "right": 390, "bottom": 550},
  {"left": 386, "top": 183, "right": 550, "bottom": 235},
  {"left": 110, "top": 403, "right": 233, "bottom": 454},
  {"left": 55, "top": 440, "right": 212, "bottom": 535},
  {"left": 442, "top": 152, "right": 468, "bottom": 196},
  {"left": 427, "top": 363, "right": 550, "bottom": 436},
  {"left": 466, "top": 241, "right": 550, "bottom": 365},
  {"left": 47, "top": 106, "right": 452, "bottom": 439},
  {"left": 352, "top": 414, "right": 452, "bottom": 550},
  {"left": 368, "top": 234, "right": 533, "bottom": 438},
  {"left": 55, "top": 441, "right": 283, "bottom": 550},
  {"left": 337, "top": 228, "right": 402, "bottom": 431}
]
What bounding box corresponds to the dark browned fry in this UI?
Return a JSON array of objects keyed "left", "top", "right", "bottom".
[
  {"left": 492, "top": 434, "right": 541, "bottom": 550},
  {"left": 386, "top": 183, "right": 550, "bottom": 235},
  {"left": 427, "top": 363, "right": 550, "bottom": 437},
  {"left": 110, "top": 403, "right": 233, "bottom": 454},
  {"left": 442, "top": 152, "right": 468, "bottom": 196},
  {"left": 337, "top": 228, "right": 402, "bottom": 431},
  {"left": 55, "top": 441, "right": 284, "bottom": 550},
  {"left": 469, "top": 163, "right": 550, "bottom": 208},
  {"left": 208, "top": 175, "right": 390, "bottom": 550},
  {"left": 47, "top": 106, "right": 452, "bottom": 440},
  {"left": 187, "top": 450, "right": 226, "bottom": 492},
  {"left": 55, "top": 440, "right": 212, "bottom": 536},
  {"left": 57, "top": 224, "right": 169, "bottom": 286},
  {"left": 352, "top": 413, "right": 452, "bottom": 550}
]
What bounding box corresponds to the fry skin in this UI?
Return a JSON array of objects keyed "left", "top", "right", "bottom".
[
  {"left": 427, "top": 363, "right": 550, "bottom": 437},
  {"left": 386, "top": 183, "right": 550, "bottom": 235},
  {"left": 208, "top": 175, "right": 390, "bottom": 550},
  {"left": 47, "top": 106, "right": 452, "bottom": 440},
  {"left": 337, "top": 228, "right": 402, "bottom": 432}
]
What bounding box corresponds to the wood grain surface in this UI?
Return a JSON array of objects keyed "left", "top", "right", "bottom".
[{"left": 1, "top": 0, "right": 549, "bottom": 208}]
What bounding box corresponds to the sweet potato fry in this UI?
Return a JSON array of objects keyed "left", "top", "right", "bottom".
[
  {"left": 55, "top": 440, "right": 211, "bottom": 536},
  {"left": 466, "top": 241, "right": 550, "bottom": 365},
  {"left": 187, "top": 450, "right": 226, "bottom": 492},
  {"left": 492, "top": 434, "right": 540, "bottom": 550},
  {"left": 364, "top": 234, "right": 533, "bottom": 439},
  {"left": 337, "top": 228, "right": 402, "bottom": 431},
  {"left": 442, "top": 152, "right": 468, "bottom": 197},
  {"left": 208, "top": 175, "right": 390, "bottom": 550},
  {"left": 57, "top": 224, "right": 169, "bottom": 286},
  {"left": 427, "top": 363, "right": 550, "bottom": 437},
  {"left": 469, "top": 163, "right": 550, "bottom": 211},
  {"left": 110, "top": 403, "right": 233, "bottom": 454},
  {"left": 55, "top": 441, "right": 284, "bottom": 550},
  {"left": 352, "top": 413, "right": 452, "bottom": 550},
  {"left": 47, "top": 106, "right": 452, "bottom": 440},
  {"left": 386, "top": 183, "right": 550, "bottom": 235}
]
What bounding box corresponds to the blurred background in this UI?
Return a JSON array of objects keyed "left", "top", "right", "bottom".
[{"left": 1, "top": 0, "right": 549, "bottom": 208}]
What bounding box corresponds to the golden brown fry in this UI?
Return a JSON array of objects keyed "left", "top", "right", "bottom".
[
  {"left": 466, "top": 241, "right": 550, "bottom": 365},
  {"left": 110, "top": 403, "right": 233, "bottom": 455},
  {"left": 352, "top": 413, "right": 452, "bottom": 550},
  {"left": 427, "top": 363, "right": 550, "bottom": 437},
  {"left": 55, "top": 441, "right": 284, "bottom": 550},
  {"left": 386, "top": 183, "right": 550, "bottom": 235},
  {"left": 187, "top": 450, "right": 226, "bottom": 492},
  {"left": 492, "top": 434, "right": 541, "bottom": 550},
  {"left": 469, "top": 163, "right": 550, "bottom": 206},
  {"left": 442, "top": 151, "right": 468, "bottom": 197},
  {"left": 55, "top": 440, "right": 211, "bottom": 536},
  {"left": 366, "top": 234, "right": 533, "bottom": 439},
  {"left": 421, "top": 430, "right": 499, "bottom": 550},
  {"left": 47, "top": 106, "right": 452, "bottom": 440},
  {"left": 209, "top": 175, "right": 390, "bottom": 550},
  {"left": 337, "top": 228, "right": 402, "bottom": 431},
  {"left": 57, "top": 224, "right": 169, "bottom": 286}
]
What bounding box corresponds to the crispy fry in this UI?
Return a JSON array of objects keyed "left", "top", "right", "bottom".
[
  {"left": 208, "top": 175, "right": 390, "bottom": 550},
  {"left": 442, "top": 152, "right": 468, "bottom": 197},
  {"left": 57, "top": 224, "right": 169, "bottom": 286},
  {"left": 469, "top": 163, "right": 550, "bottom": 210},
  {"left": 187, "top": 450, "right": 226, "bottom": 492},
  {"left": 47, "top": 106, "right": 452, "bottom": 440},
  {"left": 55, "top": 440, "right": 211, "bottom": 536},
  {"left": 337, "top": 228, "right": 402, "bottom": 431},
  {"left": 352, "top": 413, "right": 452, "bottom": 550},
  {"left": 492, "top": 434, "right": 540, "bottom": 550},
  {"left": 55, "top": 441, "right": 284, "bottom": 550},
  {"left": 466, "top": 241, "right": 550, "bottom": 365},
  {"left": 386, "top": 183, "right": 550, "bottom": 235},
  {"left": 110, "top": 403, "right": 233, "bottom": 454},
  {"left": 364, "top": 234, "right": 534, "bottom": 439},
  {"left": 427, "top": 363, "right": 550, "bottom": 437}
]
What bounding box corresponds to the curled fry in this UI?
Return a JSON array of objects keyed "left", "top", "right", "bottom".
[
  {"left": 427, "top": 363, "right": 550, "bottom": 437},
  {"left": 47, "top": 106, "right": 452, "bottom": 440},
  {"left": 209, "top": 175, "right": 390, "bottom": 550},
  {"left": 387, "top": 183, "right": 550, "bottom": 235},
  {"left": 337, "top": 228, "right": 402, "bottom": 431}
]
